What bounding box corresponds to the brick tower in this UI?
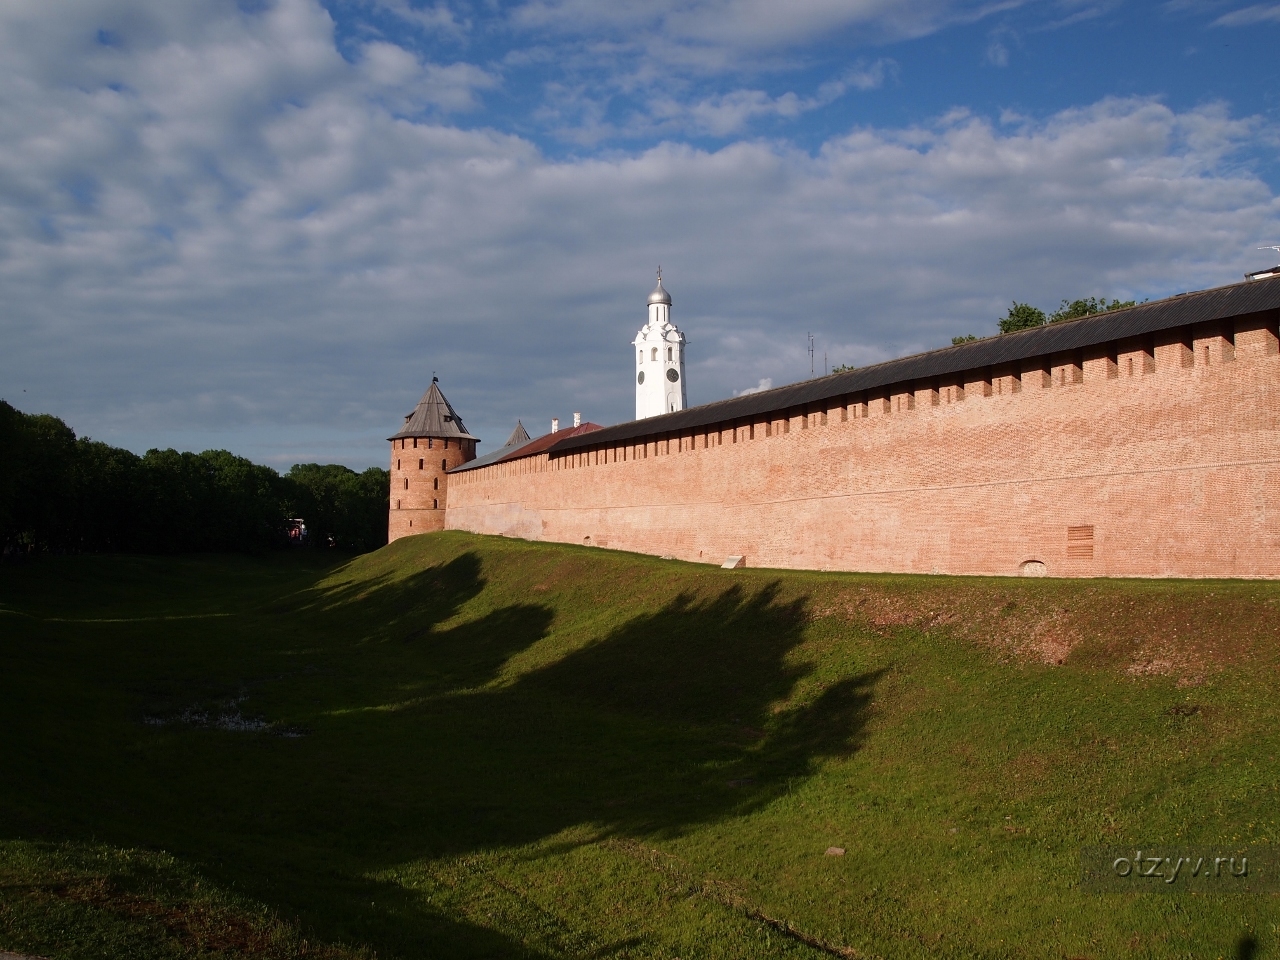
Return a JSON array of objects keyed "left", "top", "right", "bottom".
[{"left": 387, "top": 378, "right": 478, "bottom": 542}]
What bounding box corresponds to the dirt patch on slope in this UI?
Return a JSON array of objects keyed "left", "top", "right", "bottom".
[
  {"left": 4, "top": 875, "right": 361, "bottom": 959},
  {"left": 809, "top": 579, "right": 1280, "bottom": 682}
]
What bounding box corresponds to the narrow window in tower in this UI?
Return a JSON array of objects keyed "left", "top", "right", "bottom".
[
  {"left": 395, "top": 499, "right": 400, "bottom": 509},
  {"left": 413, "top": 438, "right": 417, "bottom": 448},
  {"left": 444, "top": 439, "right": 449, "bottom": 449},
  {"left": 433, "top": 477, "right": 439, "bottom": 490},
  {"left": 433, "top": 499, "right": 438, "bottom": 509},
  {"left": 396, "top": 459, "right": 400, "bottom": 470},
  {"left": 419, "top": 458, "right": 424, "bottom": 469},
  {"left": 651, "top": 347, "right": 658, "bottom": 361},
  {"left": 404, "top": 478, "right": 408, "bottom": 489},
  {"left": 441, "top": 459, "right": 447, "bottom": 470},
  {"left": 667, "top": 346, "right": 672, "bottom": 361},
  {"left": 639, "top": 351, "right": 643, "bottom": 363},
  {"left": 428, "top": 438, "right": 433, "bottom": 449}
]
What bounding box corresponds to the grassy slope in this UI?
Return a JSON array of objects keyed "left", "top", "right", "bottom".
[{"left": 1, "top": 533, "right": 1278, "bottom": 959}]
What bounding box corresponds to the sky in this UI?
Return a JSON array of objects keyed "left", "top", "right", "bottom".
[{"left": 2, "top": 0, "right": 1279, "bottom": 470}]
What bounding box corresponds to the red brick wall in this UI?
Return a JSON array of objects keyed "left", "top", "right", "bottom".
[
  {"left": 445, "top": 311, "right": 1280, "bottom": 578},
  {"left": 388, "top": 436, "right": 475, "bottom": 542}
]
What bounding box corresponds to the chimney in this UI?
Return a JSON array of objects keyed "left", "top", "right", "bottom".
[
  {"left": 551, "top": 418, "right": 559, "bottom": 433},
  {"left": 573, "top": 412, "right": 581, "bottom": 428}
]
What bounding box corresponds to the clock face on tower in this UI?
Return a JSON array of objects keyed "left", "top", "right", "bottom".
[
  {"left": 637, "top": 371, "right": 645, "bottom": 384},
  {"left": 666, "top": 368, "right": 679, "bottom": 382}
]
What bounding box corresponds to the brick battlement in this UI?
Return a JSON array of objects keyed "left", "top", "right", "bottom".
[{"left": 445, "top": 285, "right": 1280, "bottom": 578}]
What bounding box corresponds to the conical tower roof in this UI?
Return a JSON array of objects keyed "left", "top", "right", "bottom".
[
  {"left": 388, "top": 378, "right": 478, "bottom": 441},
  {"left": 504, "top": 420, "right": 531, "bottom": 447}
]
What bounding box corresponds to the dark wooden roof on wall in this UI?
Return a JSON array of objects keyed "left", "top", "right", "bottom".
[{"left": 549, "top": 275, "right": 1280, "bottom": 454}]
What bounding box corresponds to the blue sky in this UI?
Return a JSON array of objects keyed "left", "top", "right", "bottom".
[{"left": 2, "top": 0, "right": 1278, "bottom": 468}]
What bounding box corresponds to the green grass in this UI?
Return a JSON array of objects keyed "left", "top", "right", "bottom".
[{"left": 2, "top": 533, "right": 1279, "bottom": 959}]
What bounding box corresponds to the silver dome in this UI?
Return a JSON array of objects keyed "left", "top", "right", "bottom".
[{"left": 647, "top": 273, "right": 672, "bottom": 306}]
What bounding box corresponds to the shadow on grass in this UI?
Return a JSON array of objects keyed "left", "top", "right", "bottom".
[{"left": 1, "top": 545, "right": 883, "bottom": 958}]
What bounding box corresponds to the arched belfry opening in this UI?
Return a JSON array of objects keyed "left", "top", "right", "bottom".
[{"left": 387, "top": 377, "right": 479, "bottom": 542}]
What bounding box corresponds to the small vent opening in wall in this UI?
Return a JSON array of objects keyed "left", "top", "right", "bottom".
[
  {"left": 1066, "top": 525, "right": 1095, "bottom": 559},
  {"left": 1019, "top": 560, "right": 1047, "bottom": 577}
]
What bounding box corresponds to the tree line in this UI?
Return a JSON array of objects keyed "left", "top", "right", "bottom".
[
  {"left": 951, "top": 296, "right": 1139, "bottom": 345},
  {"left": 0, "top": 400, "right": 390, "bottom": 556},
  {"left": 826, "top": 296, "right": 1142, "bottom": 374}
]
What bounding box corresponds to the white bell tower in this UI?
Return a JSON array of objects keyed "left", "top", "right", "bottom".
[{"left": 633, "top": 268, "right": 687, "bottom": 419}]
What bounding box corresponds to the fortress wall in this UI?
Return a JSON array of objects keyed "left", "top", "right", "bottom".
[{"left": 445, "top": 311, "right": 1280, "bottom": 578}]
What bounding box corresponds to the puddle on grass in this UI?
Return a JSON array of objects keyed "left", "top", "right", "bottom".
[{"left": 143, "top": 695, "right": 308, "bottom": 738}]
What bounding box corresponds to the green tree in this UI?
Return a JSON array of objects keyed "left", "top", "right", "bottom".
[
  {"left": 1048, "top": 297, "right": 1137, "bottom": 323},
  {"left": 999, "top": 302, "right": 1047, "bottom": 334},
  {"left": 0, "top": 401, "right": 397, "bottom": 556},
  {"left": 131, "top": 448, "right": 290, "bottom": 553},
  {"left": 68, "top": 439, "right": 143, "bottom": 552},
  {"left": 286, "top": 463, "right": 390, "bottom": 552},
  {"left": 951, "top": 334, "right": 979, "bottom": 345},
  {"left": 0, "top": 401, "right": 78, "bottom": 553}
]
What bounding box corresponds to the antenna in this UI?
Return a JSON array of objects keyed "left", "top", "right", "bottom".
[{"left": 808, "top": 333, "right": 815, "bottom": 377}]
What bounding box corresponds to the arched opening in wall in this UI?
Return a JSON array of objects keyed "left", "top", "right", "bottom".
[
  {"left": 404, "top": 478, "right": 408, "bottom": 489},
  {"left": 1019, "top": 560, "right": 1048, "bottom": 577},
  {"left": 583, "top": 535, "right": 592, "bottom": 545},
  {"left": 441, "top": 459, "right": 447, "bottom": 470},
  {"left": 667, "top": 347, "right": 672, "bottom": 360},
  {"left": 651, "top": 347, "right": 658, "bottom": 361},
  {"left": 433, "top": 477, "right": 439, "bottom": 490},
  {"left": 396, "top": 459, "right": 400, "bottom": 470},
  {"left": 433, "top": 499, "right": 438, "bottom": 509},
  {"left": 419, "top": 458, "right": 424, "bottom": 470}
]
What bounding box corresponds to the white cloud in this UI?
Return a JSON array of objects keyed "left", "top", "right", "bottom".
[
  {"left": 359, "top": 40, "right": 499, "bottom": 111},
  {"left": 362, "top": 0, "right": 466, "bottom": 35},
  {"left": 644, "top": 60, "right": 897, "bottom": 138},
  {"left": 1211, "top": 3, "right": 1280, "bottom": 24},
  {"left": 514, "top": 0, "right": 1029, "bottom": 61},
  {"left": 822, "top": 59, "right": 898, "bottom": 94},
  {"left": 0, "top": 0, "right": 1276, "bottom": 468},
  {"left": 735, "top": 378, "right": 773, "bottom": 396}
]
